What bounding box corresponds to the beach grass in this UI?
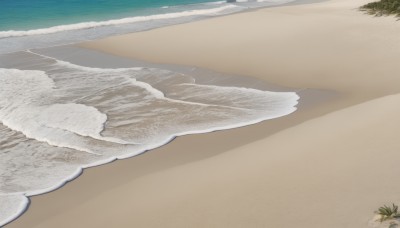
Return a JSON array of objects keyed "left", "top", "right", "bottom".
[
  {"left": 376, "top": 204, "right": 400, "bottom": 222},
  {"left": 361, "top": 0, "right": 400, "bottom": 17}
]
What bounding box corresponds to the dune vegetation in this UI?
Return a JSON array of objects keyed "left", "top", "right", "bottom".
[
  {"left": 361, "top": 0, "right": 400, "bottom": 17},
  {"left": 376, "top": 204, "right": 400, "bottom": 222}
]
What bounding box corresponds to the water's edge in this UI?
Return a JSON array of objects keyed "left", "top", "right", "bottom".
[
  {"left": 0, "top": 0, "right": 330, "bottom": 226},
  {"left": 0, "top": 48, "right": 300, "bottom": 227}
]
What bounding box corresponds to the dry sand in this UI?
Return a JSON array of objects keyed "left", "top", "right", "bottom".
[{"left": 7, "top": 0, "right": 400, "bottom": 227}]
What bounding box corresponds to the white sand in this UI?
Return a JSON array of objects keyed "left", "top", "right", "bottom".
[{"left": 17, "top": 94, "right": 400, "bottom": 228}]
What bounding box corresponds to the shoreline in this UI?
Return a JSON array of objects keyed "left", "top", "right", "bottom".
[
  {"left": 6, "top": 0, "right": 400, "bottom": 227},
  {"left": 0, "top": 45, "right": 320, "bottom": 227},
  {"left": 0, "top": 44, "right": 330, "bottom": 227},
  {"left": 0, "top": 0, "right": 311, "bottom": 55}
]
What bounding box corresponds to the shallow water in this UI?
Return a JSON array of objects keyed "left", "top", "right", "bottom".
[{"left": 0, "top": 50, "right": 299, "bottom": 226}]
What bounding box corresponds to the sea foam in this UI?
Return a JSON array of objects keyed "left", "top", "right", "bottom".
[{"left": 0, "top": 52, "right": 299, "bottom": 226}]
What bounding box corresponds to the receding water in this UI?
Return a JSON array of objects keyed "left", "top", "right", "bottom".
[{"left": 0, "top": 50, "right": 298, "bottom": 226}]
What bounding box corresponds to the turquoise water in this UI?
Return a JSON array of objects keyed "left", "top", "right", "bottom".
[
  {"left": 0, "top": 0, "right": 218, "bottom": 31},
  {"left": 0, "top": 0, "right": 293, "bottom": 54}
]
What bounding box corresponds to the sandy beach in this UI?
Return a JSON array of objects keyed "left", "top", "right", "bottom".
[{"left": 6, "top": 0, "right": 400, "bottom": 227}]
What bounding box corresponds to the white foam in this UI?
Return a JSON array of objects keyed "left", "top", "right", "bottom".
[
  {"left": 206, "top": 1, "right": 226, "bottom": 4},
  {"left": 0, "top": 195, "right": 29, "bottom": 227},
  {"left": 0, "top": 53, "right": 299, "bottom": 227},
  {"left": 38, "top": 104, "right": 107, "bottom": 137},
  {"left": 124, "top": 76, "right": 233, "bottom": 107},
  {"left": 0, "top": 68, "right": 138, "bottom": 155},
  {"left": 0, "top": 5, "right": 237, "bottom": 39}
]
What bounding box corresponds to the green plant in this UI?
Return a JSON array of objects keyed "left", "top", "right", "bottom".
[
  {"left": 360, "top": 0, "right": 400, "bottom": 17},
  {"left": 377, "top": 204, "right": 400, "bottom": 222}
]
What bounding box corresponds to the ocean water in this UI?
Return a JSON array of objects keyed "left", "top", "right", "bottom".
[
  {"left": 0, "top": 0, "right": 219, "bottom": 31},
  {"left": 0, "top": 0, "right": 298, "bottom": 226},
  {"left": 0, "top": 0, "right": 295, "bottom": 54}
]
